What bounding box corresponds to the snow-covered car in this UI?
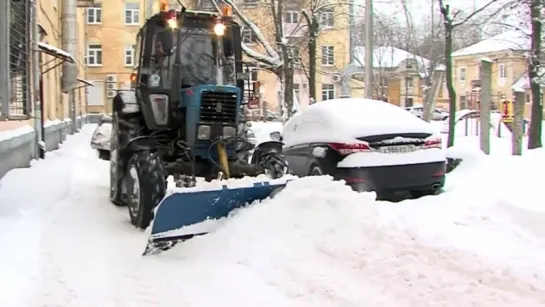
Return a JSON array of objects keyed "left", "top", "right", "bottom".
[
  {"left": 90, "top": 114, "right": 112, "bottom": 160},
  {"left": 405, "top": 106, "right": 449, "bottom": 121},
  {"left": 281, "top": 98, "right": 446, "bottom": 198}
]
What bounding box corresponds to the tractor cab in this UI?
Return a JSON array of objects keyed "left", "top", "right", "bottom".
[{"left": 132, "top": 6, "right": 244, "bottom": 131}]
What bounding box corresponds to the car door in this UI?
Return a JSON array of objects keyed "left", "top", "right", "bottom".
[{"left": 283, "top": 144, "right": 311, "bottom": 176}]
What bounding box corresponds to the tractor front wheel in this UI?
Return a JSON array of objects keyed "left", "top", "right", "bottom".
[{"left": 126, "top": 151, "right": 167, "bottom": 229}]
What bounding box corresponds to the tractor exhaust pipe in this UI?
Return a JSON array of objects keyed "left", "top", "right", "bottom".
[{"left": 431, "top": 183, "right": 441, "bottom": 191}]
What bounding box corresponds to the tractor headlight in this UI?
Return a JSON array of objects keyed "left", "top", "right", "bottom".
[
  {"left": 149, "top": 94, "right": 169, "bottom": 125},
  {"left": 223, "top": 126, "right": 236, "bottom": 138},
  {"left": 214, "top": 22, "right": 226, "bottom": 36},
  {"left": 197, "top": 125, "right": 211, "bottom": 140}
]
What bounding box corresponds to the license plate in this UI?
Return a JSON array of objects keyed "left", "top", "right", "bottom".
[{"left": 378, "top": 145, "right": 416, "bottom": 154}]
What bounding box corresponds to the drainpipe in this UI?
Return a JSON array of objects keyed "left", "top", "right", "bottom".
[
  {"left": 61, "top": 0, "right": 78, "bottom": 132},
  {"left": 31, "top": 0, "right": 45, "bottom": 158}
]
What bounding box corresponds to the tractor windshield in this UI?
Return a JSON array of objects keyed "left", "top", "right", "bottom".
[{"left": 175, "top": 22, "right": 235, "bottom": 87}]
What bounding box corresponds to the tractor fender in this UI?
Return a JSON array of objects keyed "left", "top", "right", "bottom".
[{"left": 251, "top": 141, "right": 284, "bottom": 165}]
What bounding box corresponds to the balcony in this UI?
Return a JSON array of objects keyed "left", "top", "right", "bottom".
[{"left": 471, "top": 79, "right": 481, "bottom": 88}]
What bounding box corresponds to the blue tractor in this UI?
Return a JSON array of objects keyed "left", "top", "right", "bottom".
[{"left": 109, "top": 6, "right": 289, "bottom": 254}]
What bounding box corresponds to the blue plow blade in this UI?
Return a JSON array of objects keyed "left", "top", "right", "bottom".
[{"left": 143, "top": 181, "right": 288, "bottom": 255}]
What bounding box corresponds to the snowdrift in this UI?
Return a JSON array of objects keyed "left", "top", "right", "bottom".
[{"left": 166, "top": 176, "right": 545, "bottom": 306}]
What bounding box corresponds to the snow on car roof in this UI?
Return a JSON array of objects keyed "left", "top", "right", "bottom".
[{"left": 282, "top": 98, "right": 437, "bottom": 147}]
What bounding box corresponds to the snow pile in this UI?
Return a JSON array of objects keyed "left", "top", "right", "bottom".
[
  {"left": 0, "top": 125, "right": 34, "bottom": 142},
  {"left": 90, "top": 122, "right": 112, "bottom": 150},
  {"left": 248, "top": 121, "right": 283, "bottom": 145},
  {"left": 169, "top": 176, "right": 545, "bottom": 306}
]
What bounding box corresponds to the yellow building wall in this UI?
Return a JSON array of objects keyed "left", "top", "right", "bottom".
[
  {"left": 453, "top": 51, "right": 527, "bottom": 114},
  {"left": 0, "top": 1, "right": 88, "bottom": 132}
]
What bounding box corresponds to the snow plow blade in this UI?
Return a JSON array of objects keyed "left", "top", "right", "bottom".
[{"left": 143, "top": 180, "right": 288, "bottom": 255}]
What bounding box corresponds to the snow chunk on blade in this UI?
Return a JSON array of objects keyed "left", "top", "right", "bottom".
[{"left": 144, "top": 175, "right": 295, "bottom": 255}]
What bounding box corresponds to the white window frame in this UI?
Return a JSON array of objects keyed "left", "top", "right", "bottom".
[
  {"left": 242, "top": 28, "right": 256, "bottom": 44},
  {"left": 243, "top": 0, "right": 259, "bottom": 6},
  {"left": 86, "top": 44, "right": 103, "bottom": 67},
  {"left": 321, "top": 46, "right": 334, "bottom": 66},
  {"left": 321, "top": 9, "right": 334, "bottom": 28},
  {"left": 459, "top": 67, "right": 466, "bottom": 82},
  {"left": 86, "top": 7, "right": 102, "bottom": 24},
  {"left": 125, "top": 4, "right": 140, "bottom": 25},
  {"left": 499, "top": 64, "right": 507, "bottom": 79},
  {"left": 289, "top": 46, "right": 300, "bottom": 63},
  {"left": 285, "top": 11, "right": 299, "bottom": 24},
  {"left": 294, "top": 83, "right": 300, "bottom": 100},
  {"left": 124, "top": 45, "right": 136, "bottom": 67},
  {"left": 321, "top": 83, "right": 335, "bottom": 101}
]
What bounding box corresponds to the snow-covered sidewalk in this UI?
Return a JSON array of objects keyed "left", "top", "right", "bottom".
[{"left": 1, "top": 125, "right": 544, "bottom": 306}]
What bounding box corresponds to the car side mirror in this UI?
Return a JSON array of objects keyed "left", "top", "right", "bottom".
[{"left": 270, "top": 131, "right": 282, "bottom": 141}]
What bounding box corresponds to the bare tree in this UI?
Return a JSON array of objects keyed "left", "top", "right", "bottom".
[
  {"left": 527, "top": 0, "right": 543, "bottom": 149},
  {"left": 400, "top": 0, "right": 444, "bottom": 122},
  {"left": 299, "top": 1, "right": 354, "bottom": 103},
  {"left": 438, "top": 0, "right": 506, "bottom": 147},
  {"left": 354, "top": 14, "right": 403, "bottom": 100}
]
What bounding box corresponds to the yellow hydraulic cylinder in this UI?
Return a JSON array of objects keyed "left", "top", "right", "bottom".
[{"left": 217, "top": 142, "right": 230, "bottom": 179}]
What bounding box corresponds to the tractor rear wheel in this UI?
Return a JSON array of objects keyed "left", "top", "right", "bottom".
[
  {"left": 109, "top": 112, "right": 125, "bottom": 206},
  {"left": 126, "top": 151, "right": 167, "bottom": 229}
]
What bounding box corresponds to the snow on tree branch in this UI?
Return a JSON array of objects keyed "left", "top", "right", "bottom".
[{"left": 217, "top": 0, "right": 281, "bottom": 66}]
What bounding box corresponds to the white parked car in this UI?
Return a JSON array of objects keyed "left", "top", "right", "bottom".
[
  {"left": 280, "top": 98, "right": 446, "bottom": 198},
  {"left": 405, "top": 106, "right": 449, "bottom": 121}
]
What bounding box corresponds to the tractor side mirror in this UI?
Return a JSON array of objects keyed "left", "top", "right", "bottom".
[{"left": 223, "top": 37, "right": 234, "bottom": 57}]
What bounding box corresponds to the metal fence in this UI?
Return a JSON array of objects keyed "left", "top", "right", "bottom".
[{"left": 1, "top": 0, "right": 32, "bottom": 120}]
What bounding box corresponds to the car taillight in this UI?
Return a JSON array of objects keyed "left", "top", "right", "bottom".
[
  {"left": 328, "top": 142, "right": 372, "bottom": 155},
  {"left": 423, "top": 137, "right": 442, "bottom": 149}
]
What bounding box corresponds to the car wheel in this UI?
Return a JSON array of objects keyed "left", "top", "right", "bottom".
[
  {"left": 410, "top": 188, "right": 441, "bottom": 199},
  {"left": 309, "top": 164, "right": 324, "bottom": 176}
]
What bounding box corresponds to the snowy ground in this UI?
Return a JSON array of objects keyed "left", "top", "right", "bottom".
[{"left": 1, "top": 125, "right": 545, "bottom": 306}]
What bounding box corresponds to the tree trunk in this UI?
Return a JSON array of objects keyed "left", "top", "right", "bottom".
[
  {"left": 528, "top": 0, "right": 543, "bottom": 149},
  {"left": 302, "top": 11, "right": 317, "bottom": 103},
  {"left": 512, "top": 90, "right": 525, "bottom": 155},
  {"left": 444, "top": 22, "right": 457, "bottom": 147},
  {"left": 308, "top": 21, "right": 317, "bottom": 103}
]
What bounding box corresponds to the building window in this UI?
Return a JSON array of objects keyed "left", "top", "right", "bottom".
[
  {"left": 289, "top": 46, "right": 300, "bottom": 63},
  {"left": 321, "top": 83, "right": 335, "bottom": 101},
  {"left": 125, "top": 3, "right": 140, "bottom": 25},
  {"left": 499, "top": 64, "right": 506, "bottom": 79},
  {"left": 285, "top": 11, "right": 299, "bottom": 24},
  {"left": 294, "top": 83, "right": 300, "bottom": 101},
  {"left": 321, "top": 9, "right": 334, "bottom": 27},
  {"left": 321, "top": 46, "right": 334, "bottom": 66},
  {"left": 242, "top": 28, "right": 256, "bottom": 44},
  {"left": 459, "top": 68, "right": 466, "bottom": 82},
  {"left": 124, "top": 44, "right": 136, "bottom": 67},
  {"left": 86, "top": 44, "right": 103, "bottom": 66},
  {"left": 243, "top": 0, "right": 259, "bottom": 6},
  {"left": 86, "top": 7, "right": 102, "bottom": 24},
  {"left": 405, "top": 77, "right": 413, "bottom": 88}
]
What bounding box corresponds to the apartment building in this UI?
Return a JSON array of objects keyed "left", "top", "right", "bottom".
[
  {"left": 0, "top": 0, "right": 90, "bottom": 131},
  {"left": 238, "top": 0, "right": 353, "bottom": 111},
  {"left": 452, "top": 30, "right": 539, "bottom": 117},
  {"left": 84, "top": 0, "right": 351, "bottom": 114},
  {"left": 352, "top": 46, "right": 449, "bottom": 108}
]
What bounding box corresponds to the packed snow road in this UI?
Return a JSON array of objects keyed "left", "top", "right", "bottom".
[{"left": 1, "top": 125, "right": 545, "bottom": 306}]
